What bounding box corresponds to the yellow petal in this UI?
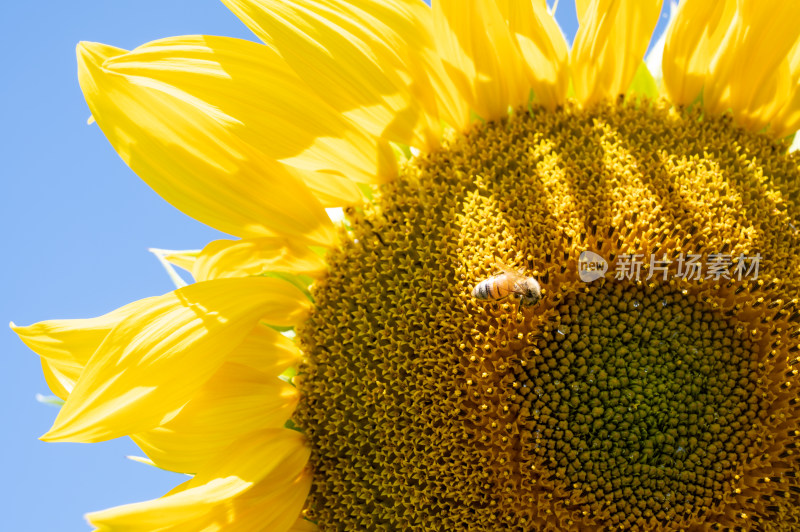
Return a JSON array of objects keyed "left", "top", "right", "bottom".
[
  {"left": 289, "top": 518, "right": 318, "bottom": 532},
  {"left": 291, "top": 165, "right": 365, "bottom": 207},
  {"left": 287, "top": 0, "right": 471, "bottom": 133},
  {"left": 433, "top": 0, "right": 531, "bottom": 121},
  {"left": 39, "top": 360, "right": 80, "bottom": 402},
  {"left": 662, "top": 0, "right": 736, "bottom": 106},
  {"left": 773, "top": 92, "right": 800, "bottom": 138},
  {"left": 42, "top": 277, "right": 310, "bottom": 443},
  {"left": 221, "top": 0, "right": 443, "bottom": 150},
  {"left": 193, "top": 237, "right": 328, "bottom": 282},
  {"left": 771, "top": 40, "right": 800, "bottom": 138},
  {"left": 77, "top": 37, "right": 372, "bottom": 245},
  {"left": 571, "top": 0, "right": 664, "bottom": 105},
  {"left": 704, "top": 1, "right": 800, "bottom": 133},
  {"left": 102, "top": 35, "right": 396, "bottom": 184},
  {"left": 225, "top": 323, "right": 302, "bottom": 377},
  {"left": 11, "top": 298, "right": 158, "bottom": 399},
  {"left": 163, "top": 251, "right": 200, "bottom": 274},
  {"left": 132, "top": 362, "right": 298, "bottom": 474},
  {"left": 575, "top": 0, "right": 590, "bottom": 21},
  {"left": 87, "top": 429, "right": 311, "bottom": 532},
  {"left": 496, "top": 0, "right": 569, "bottom": 110},
  {"left": 195, "top": 469, "right": 311, "bottom": 532}
]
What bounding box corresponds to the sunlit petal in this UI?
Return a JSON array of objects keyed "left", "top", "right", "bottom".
[
  {"left": 704, "top": 0, "right": 800, "bottom": 132},
  {"left": 433, "top": 0, "right": 531, "bottom": 121},
  {"left": 78, "top": 37, "right": 381, "bottom": 245},
  {"left": 571, "top": 0, "right": 663, "bottom": 105},
  {"left": 87, "top": 429, "right": 311, "bottom": 531},
  {"left": 225, "top": 323, "right": 302, "bottom": 378},
  {"left": 42, "top": 278, "right": 310, "bottom": 443},
  {"left": 495, "top": 0, "right": 569, "bottom": 110},
  {"left": 662, "top": 0, "right": 736, "bottom": 106},
  {"left": 132, "top": 362, "right": 298, "bottom": 473},
  {"left": 771, "top": 39, "right": 800, "bottom": 138},
  {"left": 193, "top": 237, "right": 328, "bottom": 282},
  {"left": 222, "top": 0, "right": 447, "bottom": 150},
  {"left": 11, "top": 298, "right": 158, "bottom": 399},
  {"left": 163, "top": 250, "right": 200, "bottom": 275}
]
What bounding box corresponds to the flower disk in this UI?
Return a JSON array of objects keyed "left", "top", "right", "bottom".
[{"left": 297, "top": 99, "right": 800, "bottom": 530}]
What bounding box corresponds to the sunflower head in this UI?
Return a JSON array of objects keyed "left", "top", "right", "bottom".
[
  {"left": 12, "top": 1, "right": 800, "bottom": 530},
  {"left": 297, "top": 98, "right": 800, "bottom": 530}
]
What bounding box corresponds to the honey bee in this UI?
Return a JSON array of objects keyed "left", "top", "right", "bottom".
[{"left": 472, "top": 263, "right": 542, "bottom": 307}]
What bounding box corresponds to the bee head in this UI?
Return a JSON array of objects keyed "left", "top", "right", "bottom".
[{"left": 520, "top": 278, "right": 542, "bottom": 306}]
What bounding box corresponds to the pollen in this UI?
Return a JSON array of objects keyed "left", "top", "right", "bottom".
[{"left": 295, "top": 99, "right": 800, "bottom": 530}]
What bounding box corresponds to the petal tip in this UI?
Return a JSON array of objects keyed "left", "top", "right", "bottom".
[
  {"left": 84, "top": 511, "right": 105, "bottom": 530},
  {"left": 39, "top": 431, "right": 57, "bottom": 442},
  {"left": 40, "top": 422, "right": 77, "bottom": 443},
  {"left": 75, "top": 41, "right": 99, "bottom": 61},
  {"left": 9, "top": 320, "right": 29, "bottom": 335},
  {"left": 76, "top": 40, "right": 127, "bottom": 69}
]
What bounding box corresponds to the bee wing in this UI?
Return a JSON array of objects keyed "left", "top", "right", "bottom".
[{"left": 492, "top": 258, "right": 525, "bottom": 282}]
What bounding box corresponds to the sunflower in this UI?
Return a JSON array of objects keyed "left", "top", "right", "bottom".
[{"left": 12, "top": 0, "right": 800, "bottom": 530}]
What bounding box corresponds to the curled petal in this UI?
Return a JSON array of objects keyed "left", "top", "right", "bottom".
[
  {"left": 132, "top": 362, "right": 298, "bottom": 474},
  {"left": 42, "top": 277, "right": 310, "bottom": 443},
  {"left": 87, "top": 429, "right": 311, "bottom": 531},
  {"left": 11, "top": 297, "right": 158, "bottom": 399}
]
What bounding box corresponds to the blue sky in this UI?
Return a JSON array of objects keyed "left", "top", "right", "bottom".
[{"left": 0, "top": 2, "right": 668, "bottom": 530}]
